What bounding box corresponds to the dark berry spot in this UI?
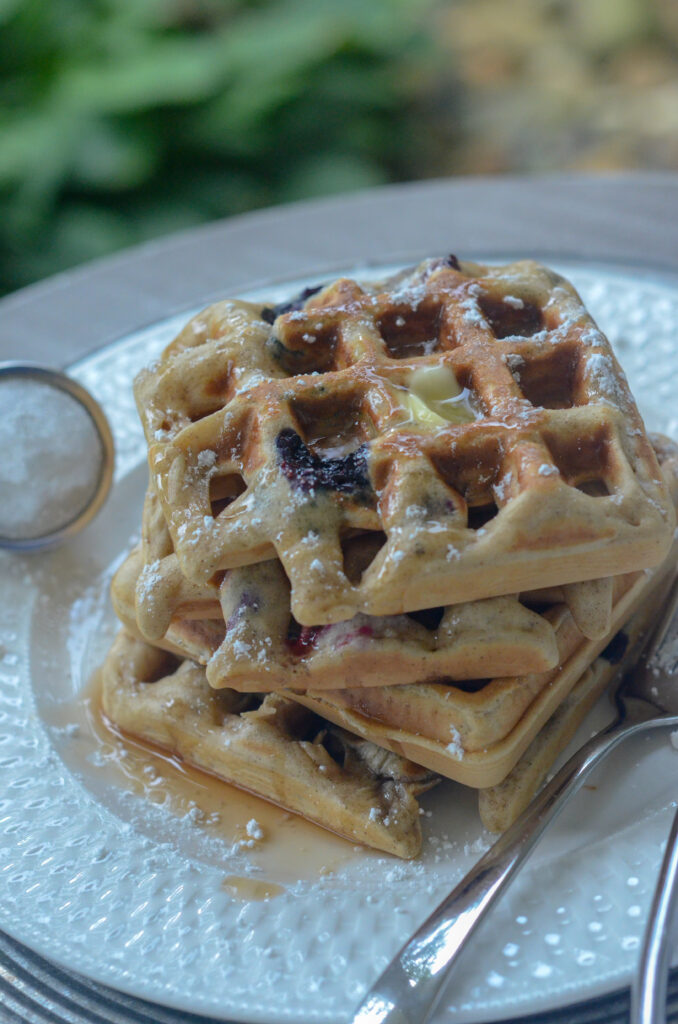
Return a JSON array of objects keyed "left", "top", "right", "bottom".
[
  {"left": 407, "top": 607, "right": 445, "bottom": 631},
  {"left": 449, "top": 677, "right": 492, "bottom": 693},
  {"left": 276, "top": 428, "right": 372, "bottom": 498},
  {"left": 261, "top": 284, "right": 325, "bottom": 325},
  {"left": 444, "top": 254, "right": 461, "bottom": 270},
  {"left": 286, "top": 619, "right": 324, "bottom": 657},
  {"left": 600, "top": 630, "right": 628, "bottom": 665}
]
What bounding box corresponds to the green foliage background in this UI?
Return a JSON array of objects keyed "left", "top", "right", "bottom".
[{"left": 0, "top": 0, "right": 439, "bottom": 295}]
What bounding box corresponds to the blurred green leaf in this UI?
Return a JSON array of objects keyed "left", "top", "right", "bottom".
[
  {"left": 0, "top": 113, "right": 62, "bottom": 185},
  {"left": 4, "top": 203, "right": 134, "bottom": 289},
  {"left": 69, "top": 120, "right": 159, "bottom": 190},
  {"left": 0, "top": 0, "right": 442, "bottom": 295},
  {"left": 54, "top": 37, "right": 229, "bottom": 113},
  {"left": 279, "top": 152, "right": 386, "bottom": 201},
  {"left": 0, "top": 0, "right": 23, "bottom": 26}
]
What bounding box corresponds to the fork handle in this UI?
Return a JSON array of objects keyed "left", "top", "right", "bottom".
[
  {"left": 631, "top": 802, "right": 678, "bottom": 1024},
  {"left": 352, "top": 719, "right": 644, "bottom": 1024}
]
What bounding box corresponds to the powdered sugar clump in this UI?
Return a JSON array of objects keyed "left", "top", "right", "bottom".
[
  {"left": 446, "top": 725, "right": 464, "bottom": 760},
  {"left": 231, "top": 818, "right": 266, "bottom": 852},
  {"left": 246, "top": 819, "right": 264, "bottom": 840},
  {"left": 461, "top": 291, "right": 488, "bottom": 328}
]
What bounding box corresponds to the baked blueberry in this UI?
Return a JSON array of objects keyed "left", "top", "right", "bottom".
[
  {"left": 261, "top": 284, "right": 325, "bottom": 325},
  {"left": 276, "top": 428, "right": 372, "bottom": 498}
]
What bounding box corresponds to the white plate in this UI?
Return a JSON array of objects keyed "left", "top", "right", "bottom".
[{"left": 2, "top": 260, "right": 678, "bottom": 1024}]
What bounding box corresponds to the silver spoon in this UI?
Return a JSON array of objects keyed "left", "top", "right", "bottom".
[{"left": 351, "top": 571, "right": 678, "bottom": 1024}]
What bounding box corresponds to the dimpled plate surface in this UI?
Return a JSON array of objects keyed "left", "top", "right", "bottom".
[{"left": 1, "top": 261, "right": 678, "bottom": 1024}]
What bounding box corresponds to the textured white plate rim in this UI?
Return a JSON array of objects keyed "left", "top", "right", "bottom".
[{"left": 1, "top": 256, "right": 678, "bottom": 1024}]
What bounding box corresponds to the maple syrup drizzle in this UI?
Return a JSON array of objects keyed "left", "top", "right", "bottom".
[{"left": 61, "top": 671, "right": 367, "bottom": 894}]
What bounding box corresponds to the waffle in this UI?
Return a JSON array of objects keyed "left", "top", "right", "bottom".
[
  {"left": 113, "top": 476, "right": 656, "bottom": 695},
  {"left": 113, "top": 487, "right": 566, "bottom": 690},
  {"left": 112, "top": 546, "right": 225, "bottom": 665},
  {"left": 132, "top": 485, "right": 226, "bottom": 662},
  {"left": 478, "top": 563, "right": 675, "bottom": 832},
  {"left": 290, "top": 436, "right": 678, "bottom": 787},
  {"left": 137, "top": 257, "right": 674, "bottom": 627},
  {"left": 288, "top": 567, "right": 647, "bottom": 787},
  {"left": 116, "top": 545, "right": 565, "bottom": 689},
  {"left": 101, "top": 630, "right": 437, "bottom": 859}
]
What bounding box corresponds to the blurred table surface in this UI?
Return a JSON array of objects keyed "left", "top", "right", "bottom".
[
  {"left": 2, "top": 172, "right": 678, "bottom": 1024},
  {"left": 1, "top": 171, "right": 678, "bottom": 366}
]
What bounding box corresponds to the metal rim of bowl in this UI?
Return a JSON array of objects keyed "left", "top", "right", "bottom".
[{"left": 0, "top": 361, "right": 115, "bottom": 551}]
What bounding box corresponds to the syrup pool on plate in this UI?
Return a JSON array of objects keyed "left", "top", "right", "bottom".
[{"left": 49, "top": 670, "right": 373, "bottom": 894}]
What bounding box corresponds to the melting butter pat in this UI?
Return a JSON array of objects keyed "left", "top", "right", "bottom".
[{"left": 405, "top": 366, "right": 475, "bottom": 426}]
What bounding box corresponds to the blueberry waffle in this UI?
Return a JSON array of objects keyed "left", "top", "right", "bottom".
[
  {"left": 137, "top": 258, "right": 674, "bottom": 627},
  {"left": 111, "top": 498, "right": 659, "bottom": 766},
  {"left": 112, "top": 488, "right": 563, "bottom": 690},
  {"left": 286, "top": 566, "right": 645, "bottom": 787},
  {"left": 289, "top": 435, "right": 678, "bottom": 788},
  {"left": 101, "top": 630, "right": 437, "bottom": 859}
]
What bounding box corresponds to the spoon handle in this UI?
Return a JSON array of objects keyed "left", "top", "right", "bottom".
[{"left": 631, "top": 803, "right": 678, "bottom": 1024}]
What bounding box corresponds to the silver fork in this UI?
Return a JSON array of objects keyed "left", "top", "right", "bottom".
[
  {"left": 632, "top": 800, "right": 678, "bottom": 1023},
  {"left": 351, "top": 572, "right": 678, "bottom": 1024}
]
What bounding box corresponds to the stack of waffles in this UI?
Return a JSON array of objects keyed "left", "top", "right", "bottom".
[{"left": 104, "top": 256, "right": 678, "bottom": 859}]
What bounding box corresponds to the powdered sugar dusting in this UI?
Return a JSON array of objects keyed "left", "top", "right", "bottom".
[
  {"left": 585, "top": 351, "right": 627, "bottom": 408},
  {"left": 446, "top": 725, "right": 464, "bottom": 760}
]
